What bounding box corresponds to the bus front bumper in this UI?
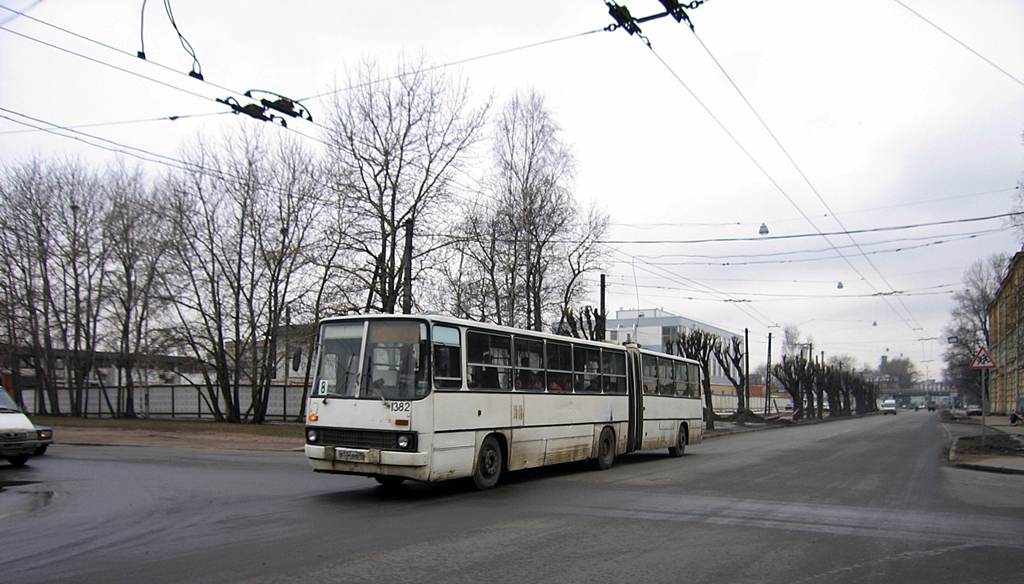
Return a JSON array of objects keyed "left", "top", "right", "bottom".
[{"left": 305, "top": 445, "right": 430, "bottom": 478}]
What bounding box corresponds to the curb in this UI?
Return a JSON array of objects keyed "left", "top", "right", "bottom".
[{"left": 952, "top": 462, "right": 1024, "bottom": 476}]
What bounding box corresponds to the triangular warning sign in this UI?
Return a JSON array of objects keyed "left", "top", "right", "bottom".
[{"left": 970, "top": 347, "right": 996, "bottom": 369}]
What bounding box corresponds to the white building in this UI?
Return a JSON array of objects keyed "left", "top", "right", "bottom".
[{"left": 604, "top": 308, "right": 741, "bottom": 387}]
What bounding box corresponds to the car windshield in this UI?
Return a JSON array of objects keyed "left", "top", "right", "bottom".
[
  {"left": 313, "top": 319, "right": 431, "bottom": 401},
  {"left": 0, "top": 390, "right": 22, "bottom": 412}
]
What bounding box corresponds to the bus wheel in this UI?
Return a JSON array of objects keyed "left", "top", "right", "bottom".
[
  {"left": 473, "top": 436, "right": 502, "bottom": 490},
  {"left": 668, "top": 425, "right": 686, "bottom": 457},
  {"left": 374, "top": 476, "right": 406, "bottom": 487},
  {"left": 590, "top": 427, "right": 615, "bottom": 470}
]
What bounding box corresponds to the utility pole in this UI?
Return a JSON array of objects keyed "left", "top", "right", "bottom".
[
  {"left": 765, "top": 332, "right": 773, "bottom": 415},
  {"left": 402, "top": 219, "right": 414, "bottom": 314},
  {"left": 598, "top": 274, "right": 606, "bottom": 341},
  {"left": 744, "top": 328, "right": 750, "bottom": 413}
]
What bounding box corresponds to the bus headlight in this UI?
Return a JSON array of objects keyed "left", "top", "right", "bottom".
[
  {"left": 396, "top": 434, "right": 410, "bottom": 449},
  {"left": 306, "top": 428, "right": 319, "bottom": 443}
]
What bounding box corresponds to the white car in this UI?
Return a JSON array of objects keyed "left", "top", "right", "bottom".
[
  {"left": 1, "top": 390, "right": 47, "bottom": 467},
  {"left": 880, "top": 399, "right": 897, "bottom": 415}
]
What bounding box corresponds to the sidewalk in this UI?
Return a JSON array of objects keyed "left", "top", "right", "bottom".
[{"left": 948, "top": 414, "right": 1024, "bottom": 476}]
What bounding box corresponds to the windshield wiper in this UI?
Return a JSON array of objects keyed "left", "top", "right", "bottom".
[
  {"left": 362, "top": 375, "right": 391, "bottom": 405},
  {"left": 322, "top": 355, "right": 357, "bottom": 404}
]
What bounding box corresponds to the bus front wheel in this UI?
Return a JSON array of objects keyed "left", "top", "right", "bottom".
[
  {"left": 668, "top": 425, "right": 686, "bottom": 457},
  {"left": 590, "top": 427, "right": 615, "bottom": 470},
  {"left": 473, "top": 436, "right": 502, "bottom": 490}
]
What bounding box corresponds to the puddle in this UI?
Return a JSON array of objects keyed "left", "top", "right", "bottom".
[{"left": 0, "top": 480, "right": 56, "bottom": 513}]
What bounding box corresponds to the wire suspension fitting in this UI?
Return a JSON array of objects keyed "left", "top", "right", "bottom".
[{"left": 605, "top": 0, "right": 708, "bottom": 38}]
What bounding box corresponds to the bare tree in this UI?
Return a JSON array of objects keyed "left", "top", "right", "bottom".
[
  {"left": 713, "top": 335, "right": 749, "bottom": 415},
  {"left": 0, "top": 158, "right": 109, "bottom": 415},
  {"left": 943, "top": 253, "right": 1008, "bottom": 403},
  {"left": 102, "top": 162, "right": 173, "bottom": 416},
  {"left": 321, "top": 56, "right": 488, "bottom": 315},
  {"left": 668, "top": 328, "right": 721, "bottom": 430},
  {"left": 773, "top": 354, "right": 813, "bottom": 421},
  {"left": 165, "top": 128, "right": 324, "bottom": 423},
  {"left": 453, "top": 90, "right": 607, "bottom": 331}
]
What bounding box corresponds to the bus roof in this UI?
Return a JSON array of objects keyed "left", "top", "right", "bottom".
[{"left": 319, "top": 313, "right": 699, "bottom": 364}]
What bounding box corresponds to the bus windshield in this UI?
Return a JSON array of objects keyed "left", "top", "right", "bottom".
[{"left": 313, "top": 319, "right": 430, "bottom": 401}]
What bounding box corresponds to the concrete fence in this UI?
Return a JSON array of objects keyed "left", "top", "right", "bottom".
[
  {"left": 18, "top": 384, "right": 309, "bottom": 422},
  {"left": 18, "top": 385, "right": 795, "bottom": 421}
]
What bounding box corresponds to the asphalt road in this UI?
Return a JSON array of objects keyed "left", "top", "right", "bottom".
[{"left": 2, "top": 411, "right": 1022, "bottom": 584}]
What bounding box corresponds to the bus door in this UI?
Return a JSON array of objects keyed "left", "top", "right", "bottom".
[{"left": 626, "top": 350, "right": 644, "bottom": 453}]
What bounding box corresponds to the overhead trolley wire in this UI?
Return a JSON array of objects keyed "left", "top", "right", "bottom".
[
  {"left": 891, "top": 0, "right": 1024, "bottom": 90},
  {"left": 300, "top": 26, "right": 613, "bottom": 103},
  {"left": 687, "top": 29, "right": 932, "bottom": 334},
  {"left": 601, "top": 211, "right": 1022, "bottom": 244}
]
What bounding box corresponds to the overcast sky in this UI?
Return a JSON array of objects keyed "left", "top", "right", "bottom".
[{"left": 2, "top": 0, "right": 1023, "bottom": 375}]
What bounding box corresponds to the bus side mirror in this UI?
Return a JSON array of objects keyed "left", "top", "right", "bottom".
[{"left": 292, "top": 347, "right": 302, "bottom": 372}]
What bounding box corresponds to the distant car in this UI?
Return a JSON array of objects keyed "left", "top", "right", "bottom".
[
  {"left": 966, "top": 404, "right": 983, "bottom": 416},
  {"left": 880, "top": 399, "right": 897, "bottom": 415}
]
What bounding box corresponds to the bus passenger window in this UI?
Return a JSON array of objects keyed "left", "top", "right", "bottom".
[
  {"left": 432, "top": 325, "right": 463, "bottom": 390},
  {"left": 602, "top": 350, "right": 627, "bottom": 394},
  {"left": 467, "top": 331, "right": 511, "bottom": 391},
  {"left": 658, "top": 358, "right": 675, "bottom": 395},
  {"left": 514, "top": 337, "right": 545, "bottom": 392},
  {"left": 673, "top": 362, "right": 685, "bottom": 397},
  {"left": 642, "top": 354, "right": 658, "bottom": 394},
  {"left": 545, "top": 341, "right": 572, "bottom": 393}
]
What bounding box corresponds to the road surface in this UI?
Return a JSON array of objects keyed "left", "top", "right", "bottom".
[{"left": 2, "top": 411, "right": 1021, "bottom": 583}]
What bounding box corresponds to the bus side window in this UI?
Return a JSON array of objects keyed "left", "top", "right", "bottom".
[
  {"left": 657, "top": 358, "right": 673, "bottom": 395},
  {"left": 674, "top": 362, "right": 688, "bottom": 397},
  {"left": 642, "top": 354, "right": 658, "bottom": 394},
  {"left": 467, "top": 331, "right": 511, "bottom": 390},
  {"left": 545, "top": 341, "right": 572, "bottom": 393},
  {"left": 514, "top": 336, "right": 544, "bottom": 392},
  {"left": 602, "top": 350, "right": 627, "bottom": 394},
  {"left": 432, "top": 325, "right": 463, "bottom": 390}
]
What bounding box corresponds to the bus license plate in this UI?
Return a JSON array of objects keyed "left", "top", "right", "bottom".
[{"left": 336, "top": 448, "right": 367, "bottom": 462}]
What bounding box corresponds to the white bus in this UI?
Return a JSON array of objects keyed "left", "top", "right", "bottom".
[{"left": 304, "top": 314, "right": 703, "bottom": 489}]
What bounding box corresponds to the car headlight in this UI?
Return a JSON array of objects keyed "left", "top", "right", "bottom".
[
  {"left": 397, "top": 434, "right": 410, "bottom": 449},
  {"left": 306, "top": 428, "right": 319, "bottom": 443},
  {"left": 37, "top": 429, "right": 52, "bottom": 440}
]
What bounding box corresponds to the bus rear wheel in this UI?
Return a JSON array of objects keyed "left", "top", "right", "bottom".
[
  {"left": 473, "top": 436, "right": 502, "bottom": 490},
  {"left": 668, "top": 425, "right": 686, "bottom": 457},
  {"left": 589, "top": 427, "right": 615, "bottom": 470}
]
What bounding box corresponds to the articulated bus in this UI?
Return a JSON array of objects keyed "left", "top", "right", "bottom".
[{"left": 304, "top": 314, "right": 703, "bottom": 489}]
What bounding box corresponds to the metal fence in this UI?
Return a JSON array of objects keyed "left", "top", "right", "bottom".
[{"left": 18, "top": 384, "right": 310, "bottom": 422}]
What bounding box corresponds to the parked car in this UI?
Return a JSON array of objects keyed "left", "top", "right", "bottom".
[
  {"left": 0, "top": 389, "right": 47, "bottom": 466},
  {"left": 880, "top": 399, "right": 897, "bottom": 415},
  {"left": 966, "top": 404, "right": 983, "bottom": 416}
]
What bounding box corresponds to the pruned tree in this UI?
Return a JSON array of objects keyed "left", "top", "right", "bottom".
[
  {"left": 668, "top": 328, "right": 721, "bottom": 430},
  {"left": 713, "top": 335, "right": 748, "bottom": 415},
  {"left": 557, "top": 305, "right": 602, "bottom": 340},
  {"left": 773, "top": 354, "right": 812, "bottom": 421}
]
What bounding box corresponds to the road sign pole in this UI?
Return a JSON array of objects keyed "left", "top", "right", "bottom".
[{"left": 981, "top": 368, "right": 987, "bottom": 446}]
